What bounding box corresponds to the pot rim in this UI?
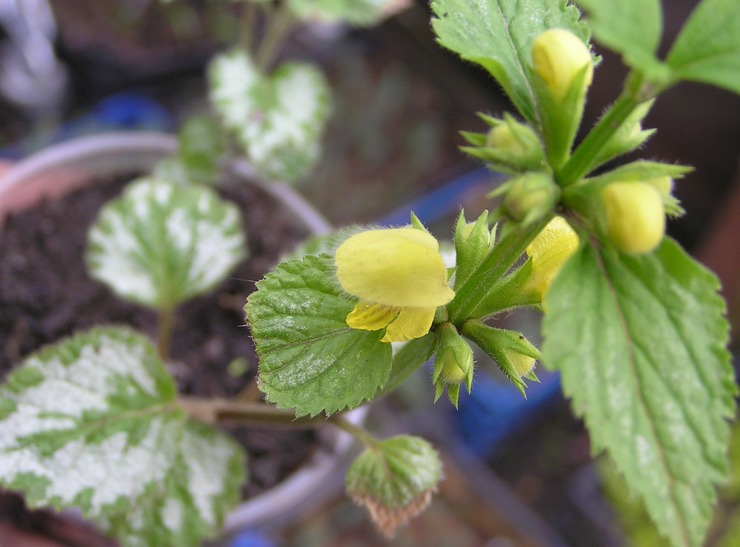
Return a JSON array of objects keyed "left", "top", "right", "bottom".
[{"left": 0, "top": 131, "right": 362, "bottom": 535}]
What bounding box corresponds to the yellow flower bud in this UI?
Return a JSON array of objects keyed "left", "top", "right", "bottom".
[
  {"left": 601, "top": 182, "right": 666, "bottom": 255},
  {"left": 532, "top": 28, "right": 593, "bottom": 101},
  {"left": 506, "top": 348, "right": 536, "bottom": 378},
  {"left": 524, "top": 216, "right": 579, "bottom": 298},
  {"left": 336, "top": 228, "right": 455, "bottom": 343},
  {"left": 487, "top": 124, "right": 527, "bottom": 156},
  {"left": 502, "top": 172, "right": 559, "bottom": 225}
]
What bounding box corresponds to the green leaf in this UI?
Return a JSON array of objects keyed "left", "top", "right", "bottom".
[
  {"left": 287, "top": 0, "right": 399, "bottom": 26},
  {"left": 0, "top": 327, "right": 245, "bottom": 547},
  {"left": 666, "top": 0, "right": 740, "bottom": 95},
  {"left": 542, "top": 239, "right": 736, "bottom": 546},
  {"left": 346, "top": 435, "right": 442, "bottom": 538},
  {"left": 431, "top": 0, "right": 589, "bottom": 125},
  {"left": 87, "top": 177, "right": 246, "bottom": 311},
  {"left": 574, "top": 0, "right": 667, "bottom": 77},
  {"left": 208, "top": 50, "right": 332, "bottom": 183},
  {"left": 245, "top": 255, "right": 393, "bottom": 417},
  {"left": 378, "top": 334, "right": 436, "bottom": 398}
]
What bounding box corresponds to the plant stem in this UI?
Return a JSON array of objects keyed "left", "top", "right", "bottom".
[
  {"left": 157, "top": 307, "right": 175, "bottom": 361},
  {"left": 178, "top": 396, "right": 324, "bottom": 428},
  {"left": 328, "top": 414, "right": 379, "bottom": 449},
  {"left": 448, "top": 217, "right": 550, "bottom": 325},
  {"left": 556, "top": 72, "right": 658, "bottom": 187},
  {"left": 254, "top": 3, "right": 296, "bottom": 72},
  {"left": 239, "top": 1, "right": 258, "bottom": 53}
]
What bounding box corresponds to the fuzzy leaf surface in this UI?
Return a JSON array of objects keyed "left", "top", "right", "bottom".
[
  {"left": 208, "top": 50, "right": 332, "bottom": 183},
  {"left": 431, "top": 0, "right": 589, "bottom": 125},
  {"left": 87, "top": 177, "right": 245, "bottom": 310},
  {"left": 542, "top": 239, "right": 735, "bottom": 546},
  {"left": 346, "top": 435, "right": 442, "bottom": 537},
  {"left": 666, "top": 0, "right": 740, "bottom": 94},
  {"left": 246, "top": 255, "right": 392, "bottom": 416},
  {"left": 575, "top": 0, "right": 665, "bottom": 76},
  {"left": 0, "top": 327, "right": 245, "bottom": 547}
]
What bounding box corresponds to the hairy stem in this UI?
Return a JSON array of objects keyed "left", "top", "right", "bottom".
[
  {"left": 448, "top": 217, "right": 550, "bottom": 325},
  {"left": 556, "top": 72, "right": 659, "bottom": 187}
]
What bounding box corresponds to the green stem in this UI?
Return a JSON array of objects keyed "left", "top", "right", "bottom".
[
  {"left": 448, "top": 217, "right": 550, "bottom": 325},
  {"left": 157, "top": 307, "right": 175, "bottom": 361},
  {"left": 557, "top": 72, "right": 658, "bottom": 187},
  {"left": 254, "top": 3, "right": 297, "bottom": 72},
  {"left": 328, "top": 414, "right": 379, "bottom": 449},
  {"left": 239, "top": 1, "right": 258, "bottom": 53},
  {"left": 557, "top": 94, "right": 638, "bottom": 186}
]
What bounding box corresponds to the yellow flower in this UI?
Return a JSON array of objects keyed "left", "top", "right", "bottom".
[
  {"left": 532, "top": 28, "right": 593, "bottom": 101},
  {"left": 601, "top": 181, "right": 666, "bottom": 254},
  {"left": 524, "top": 216, "right": 579, "bottom": 298},
  {"left": 335, "top": 228, "right": 455, "bottom": 343}
]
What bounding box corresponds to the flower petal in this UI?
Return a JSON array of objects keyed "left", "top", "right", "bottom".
[
  {"left": 336, "top": 228, "right": 455, "bottom": 307},
  {"left": 381, "top": 307, "right": 435, "bottom": 343},
  {"left": 346, "top": 302, "right": 397, "bottom": 332}
]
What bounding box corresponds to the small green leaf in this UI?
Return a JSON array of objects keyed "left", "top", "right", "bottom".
[
  {"left": 575, "top": 0, "right": 667, "bottom": 77},
  {"left": 581, "top": 160, "right": 692, "bottom": 189},
  {"left": 245, "top": 255, "right": 392, "bottom": 416},
  {"left": 176, "top": 115, "right": 228, "bottom": 186},
  {"left": 542, "top": 240, "right": 736, "bottom": 546},
  {"left": 346, "top": 435, "right": 442, "bottom": 538},
  {"left": 431, "top": 0, "right": 589, "bottom": 125},
  {"left": 86, "top": 177, "right": 246, "bottom": 311},
  {"left": 666, "top": 0, "right": 740, "bottom": 95},
  {"left": 287, "top": 0, "right": 398, "bottom": 26},
  {"left": 0, "top": 327, "right": 245, "bottom": 547},
  {"left": 208, "top": 50, "right": 332, "bottom": 183}
]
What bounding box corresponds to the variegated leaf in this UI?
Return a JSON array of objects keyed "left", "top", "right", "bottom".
[
  {"left": 86, "top": 177, "right": 246, "bottom": 310},
  {"left": 0, "top": 327, "right": 245, "bottom": 547},
  {"left": 208, "top": 50, "right": 332, "bottom": 184}
]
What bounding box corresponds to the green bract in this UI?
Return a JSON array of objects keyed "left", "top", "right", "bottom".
[{"left": 346, "top": 435, "right": 443, "bottom": 538}]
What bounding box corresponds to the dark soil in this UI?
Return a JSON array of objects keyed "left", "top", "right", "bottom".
[{"left": 0, "top": 172, "right": 320, "bottom": 543}]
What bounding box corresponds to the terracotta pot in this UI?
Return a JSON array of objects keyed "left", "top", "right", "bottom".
[{"left": 0, "top": 132, "right": 366, "bottom": 542}]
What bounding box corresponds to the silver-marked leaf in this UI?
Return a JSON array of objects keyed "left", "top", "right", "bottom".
[
  {"left": 542, "top": 239, "right": 736, "bottom": 547},
  {"left": 0, "top": 327, "right": 245, "bottom": 547},
  {"left": 287, "top": 0, "right": 404, "bottom": 26},
  {"left": 86, "top": 177, "right": 246, "bottom": 311},
  {"left": 346, "top": 435, "right": 442, "bottom": 538},
  {"left": 208, "top": 50, "right": 332, "bottom": 184},
  {"left": 245, "top": 254, "right": 392, "bottom": 416},
  {"left": 431, "top": 0, "right": 590, "bottom": 125}
]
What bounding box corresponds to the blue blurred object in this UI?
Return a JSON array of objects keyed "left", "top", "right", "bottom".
[
  {"left": 1, "top": 92, "right": 174, "bottom": 159},
  {"left": 376, "top": 167, "right": 497, "bottom": 227},
  {"left": 455, "top": 370, "right": 562, "bottom": 457},
  {"left": 228, "top": 531, "right": 276, "bottom": 547},
  {"left": 377, "top": 168, "right": 564, "bottom": 458}
]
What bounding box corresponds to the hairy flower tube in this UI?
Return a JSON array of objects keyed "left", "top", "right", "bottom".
[
  {"left": 335, "top": 227, "right": 455, "bottom": 343},
  {"left": 523, "top": 216, "right": 579, "bottom": 299},
  {"left": 601, "top": 181, "right": 666, "bottom": 254},
  {"left": 531, "top": 28, "right": 593, "bottom": 101}
]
